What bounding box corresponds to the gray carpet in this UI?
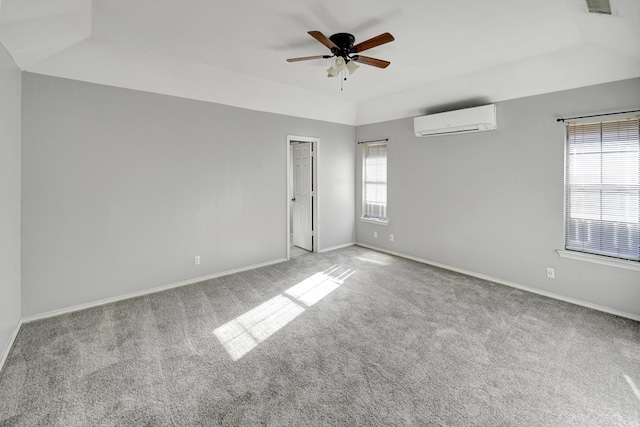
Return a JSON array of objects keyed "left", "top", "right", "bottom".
[{"left": 1, "top": 246, "right": 639, "bottom": 426}]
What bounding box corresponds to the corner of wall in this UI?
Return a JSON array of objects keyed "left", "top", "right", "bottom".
[{"left": 0, "top": 39, "right": 23, "bottom": 373}]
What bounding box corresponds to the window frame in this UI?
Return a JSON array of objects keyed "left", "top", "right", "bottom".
[
  {"left": 561, "top": 116, "right": 640, "bottom": 267},
  {"left": 360, "top": 141, "right": 389, "bottom": 224}
]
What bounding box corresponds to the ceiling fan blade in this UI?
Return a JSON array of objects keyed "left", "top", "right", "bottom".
[
  {"left": 352, "top": 55, "right": 390, "bottom": 69},
  {"left": 308, "top": 31, "right": 339, "bottom": 50},
  {"left": 350, "top": 32, "right": 394, "bottom": 53},
  {"left": 286, "top": 55, "right": 331, "bottom": 62}
]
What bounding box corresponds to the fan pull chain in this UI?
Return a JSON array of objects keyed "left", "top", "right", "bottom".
[{"left": 340, "top": 68, "right": 348, "bottom": 91}]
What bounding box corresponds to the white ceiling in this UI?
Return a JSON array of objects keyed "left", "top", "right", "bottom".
[{"left": 1, "top": 0, "right": 639, "bottom": 125}]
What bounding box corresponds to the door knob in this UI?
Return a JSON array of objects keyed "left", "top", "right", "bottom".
[{"left": 291, "top": 197, "right": 296, "bottom": 202}]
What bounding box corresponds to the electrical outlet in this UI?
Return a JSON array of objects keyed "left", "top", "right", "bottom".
[
  {"left": 194, "top": 255, "right": 201, "bottom": 266},
  {"left": 374, "top": 231, "right": 378, "bottom": 238},
  {"left": 546, "top": 267, "right": 555, "bottom": 279},
  {"left": 390, "top": 234, "right": 394, "bottom": 242}
]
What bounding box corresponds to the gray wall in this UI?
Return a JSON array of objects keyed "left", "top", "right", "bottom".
[
  {"left": 18, "top": 71, "right": 638, "bottom": 320},
  {"left": 356, "top": 78, "right": 640, "bottom": 317},
  {"left": 0, "top": 42, "right": 21, "bottom": 354},
  {"left": 22, "top": 74, "right": 355, "bottom": 317}
]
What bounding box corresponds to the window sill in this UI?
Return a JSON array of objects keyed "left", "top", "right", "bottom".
[
  {"left": 359, "top": 217, "right": 389, "bottom": 226},
  {"left": 557, "top": 250, "right": 640, "bottom": 272}
]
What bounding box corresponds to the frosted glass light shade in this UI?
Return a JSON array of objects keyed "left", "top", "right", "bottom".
[{"left": 346, "top": 60, "right": 359, "bottom": 75}]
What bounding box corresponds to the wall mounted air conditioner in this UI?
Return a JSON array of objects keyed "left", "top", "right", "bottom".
[{"left": 414, "top": 104, "right": 497, "bottom": 137}]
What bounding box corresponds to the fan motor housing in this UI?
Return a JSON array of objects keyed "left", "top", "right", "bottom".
[{"left": 329, "top": 33, "right": 355, "bottom": 57}]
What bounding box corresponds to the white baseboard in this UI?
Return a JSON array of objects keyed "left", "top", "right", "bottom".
[
  {"left": 318, "top": 242, "right": 355, "bottom": 253},
  {"left": 23, "top": 258, "right": 287, "bottom": 323},
  {"left": 356, "top": 243, "right": 640, "bottom": 322},
  {"left": 0, "top": 318, "right": 23, "bottom": 374}
]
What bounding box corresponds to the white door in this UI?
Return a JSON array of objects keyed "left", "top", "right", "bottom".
[{"left": 292, "top": 142, "right": 313, "bottom": 251}]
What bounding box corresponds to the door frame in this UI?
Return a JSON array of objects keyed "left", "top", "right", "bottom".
[{"left": 286, "top": 135, "right": 319, "bottom": 259}]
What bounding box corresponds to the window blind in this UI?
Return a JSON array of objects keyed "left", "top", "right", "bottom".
[
  {"left": 565, "top": 117, "right": 640, "bottom": 261},
  {"left": 363, "top": 142, "right": 387, "bottom": 220}
]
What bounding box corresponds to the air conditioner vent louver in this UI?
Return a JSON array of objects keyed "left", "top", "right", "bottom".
[{"left": 586, "top": 0, "right": 612, "bottom": 14}]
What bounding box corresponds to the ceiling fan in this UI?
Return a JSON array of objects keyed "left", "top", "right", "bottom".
[{"left": 286, "top": 31, "right": 395, "bottom": 79}]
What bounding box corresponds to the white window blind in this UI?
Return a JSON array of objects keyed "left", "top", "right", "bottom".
[
  {"left": 363, "top": 142, "right": 387, "bottom": 220},
  {"left": 565, "top": 117, "right": 640, "bottom": 261}
]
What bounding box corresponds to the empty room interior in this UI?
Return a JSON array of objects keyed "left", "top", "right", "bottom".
[{"left": 1, "top": 0, "right": 639, "bottom": 425}]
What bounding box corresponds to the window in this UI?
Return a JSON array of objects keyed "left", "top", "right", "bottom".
[
  {"left": 362, "top": 142, "right": 388, "bottom": 221},
  {"left": 565, "top": 117, "right": 639, "bottom": 262}
]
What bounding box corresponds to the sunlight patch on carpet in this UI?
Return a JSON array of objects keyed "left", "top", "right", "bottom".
[
  {"left": 624, "top": 374, "right": 640, "bottom": 402},
  {"left": 213, "top": 265, "right": 355, "bottom": 360},
  {"left": 355, "top": 256, "right": 389, "bottom": 265},
  {"left": 285, "top": 265, "right": 355, "bottom": 306}
]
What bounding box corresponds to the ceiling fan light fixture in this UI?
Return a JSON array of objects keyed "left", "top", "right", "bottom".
[
  {"left": 346, "top": 59, "right": 359, "bottom": 75},
  {"left": 327, "top": 57, "right": 346, "bottom": 77},
  {"left": 330, "top": 56, "right": 346, "bottom": 73}
]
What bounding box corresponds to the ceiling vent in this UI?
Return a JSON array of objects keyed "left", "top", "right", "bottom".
[{"left": 586, "top": 0, "right": 612, "bottom": 14}]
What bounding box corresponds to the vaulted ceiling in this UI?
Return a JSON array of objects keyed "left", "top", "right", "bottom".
[{"left": 1, "top": 0, "right": 638, "bottom": 125}]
